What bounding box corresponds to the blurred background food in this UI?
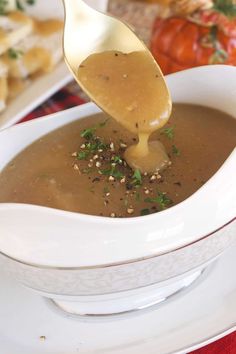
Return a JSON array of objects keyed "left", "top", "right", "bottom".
[
  {"left": 0, "top": 0, "right": 63, "bottom": 113},
  {"left": 109, "top": 0, "right": 236, "bottom": 75},
  {"left": 1, "top": 0, "right": 236, "bottom": 115}
]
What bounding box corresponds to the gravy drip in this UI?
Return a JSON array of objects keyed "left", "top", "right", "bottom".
[{"left": 77, "top": 50, "right": 172, "bottom": 173}]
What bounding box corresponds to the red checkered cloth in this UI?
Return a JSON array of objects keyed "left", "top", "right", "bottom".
[
  {"left": 19, "top": 84, "right": 86, "bottom": 123},
  {"left": 191, "top": 332, "right": 236, "bottom": 354},
  {"left": 20, "top": 83, "right": 236, "bottom": 354}
]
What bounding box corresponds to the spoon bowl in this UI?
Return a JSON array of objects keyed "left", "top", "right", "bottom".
[
  {"left": 62, "top": 0, "right": 172, "bottom": 173},
  {"left": 62, "top": 0, "right": 169, "bottom": 105},
  {"left": 63, "top": 0, "right": 147, "bottom": 76}
]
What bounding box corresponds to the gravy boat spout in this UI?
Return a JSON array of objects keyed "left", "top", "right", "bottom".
[{"left": 0, "top": 65, "right": 235, "bottom": 316}]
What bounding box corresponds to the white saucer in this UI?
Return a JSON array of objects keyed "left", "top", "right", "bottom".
[{"left": 0, "top": 244, "right": 236, "bottom": 354}]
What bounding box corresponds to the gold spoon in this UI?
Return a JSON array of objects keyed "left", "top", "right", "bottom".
[
  {"left": 62, "top": 0, "right": 145, "bottom": 77},
  {"left": 62, "top": 0, "right": 172, "bottom": 173},
  {"left": 62, "top": 0, "right": 169, "bottom": 97}
]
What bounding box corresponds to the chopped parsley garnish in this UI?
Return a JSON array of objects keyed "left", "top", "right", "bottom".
[
  {"left": 100, "top": 166, "right": 124, "bottom": 179},
  {"left": 80, "top": 119, "right": 109, "bottom": 140},
  {"left": 74, "top": 117, "right": 177, "bottom": 216},
  {"left": 172, "top": 144, "right": 180, "bottom": 156},
  {"left": 145, "top": 192, "right": 172, "bottom": 210},
  {"left": 140, "top": 208, "right": 150, "bottom": 216},
  {"left": 76, "top": 139, "right": 108, "bottom": 160},
  {"left": 85, "top": 140, "right": 107, "bottom": 153},
  {"left": 77, "top": 151, "right": 89, "bottom": 160},
  {"left": 80, "top": 127, "right": 96, "bottom": 140},
  {"left": 111, "top": 155, "right": 123, "bottom": 164},
  {"left": 131, "top": 169, "right": 142, "bottom": 186},
  {"left": 112, "top": 169, "right": 124, "bottom": 179},
  {"left": 8, "top": 48, "right": 23, "bottom": 60},
  {"left": 161, "top": 126, "right": 175, "bottom": 140}
]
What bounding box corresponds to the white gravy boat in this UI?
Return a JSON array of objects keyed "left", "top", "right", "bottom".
[{"left": 0, "top": 65, "right": 235, "bottom": 317}]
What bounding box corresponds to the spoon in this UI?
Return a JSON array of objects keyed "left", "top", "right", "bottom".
[
  {"left": 62, "top": 0, "right": 172, "bottom": 173},
  {"left": 62, "top": 0, "right": 169, "bottom": 97},
  {"left": 62, "top": 0, "right": 145, "bottom": 76}
]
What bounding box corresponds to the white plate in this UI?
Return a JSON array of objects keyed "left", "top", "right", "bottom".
[
  {"left": 0, "top": 0, "right": 108, "bottom": 130},
  {"left": 0, "top": 243, "right": 235, "bottom": 354}
]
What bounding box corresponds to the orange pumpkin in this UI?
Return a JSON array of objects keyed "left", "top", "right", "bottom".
[{"left": 151, "top": 7, "right": 236, "bottom": 75}]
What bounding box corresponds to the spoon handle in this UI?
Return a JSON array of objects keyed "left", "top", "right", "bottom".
[{"left": 62, "top": 0, "right": 90, "bottom": 19}]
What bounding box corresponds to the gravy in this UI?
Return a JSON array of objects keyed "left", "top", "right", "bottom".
[
  {"left": 0, "top": 104, "right": 235, "bottom": 218},
  {"left": 78, "top": 50, "right": 172, "bottom": 173}
]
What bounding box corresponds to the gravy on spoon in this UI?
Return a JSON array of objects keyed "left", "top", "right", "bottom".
[{"left": 77, "top": 50, "right": 172, "bottom": 173}]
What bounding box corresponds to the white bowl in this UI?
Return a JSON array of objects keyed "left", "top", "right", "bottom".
[{"left": 0, "top": 65, "right": 235, "bottom": 316}]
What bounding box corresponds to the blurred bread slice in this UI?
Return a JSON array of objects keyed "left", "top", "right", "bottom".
[
  {"left": 0, "top": 59, "right": 7, "bottom": 76},
  {"left": 0, "top": 60, "right": 8, "bottom": 112},
  {"left": 2, "top": 19, "right": 63, "bottom": 79},
  {"left": 4, "top": 0, "right": 17, "bottom": 12},
  {"left": 8, "top": 77, "right": 31, "bottom": 99},
  {"left": 0, "top": 11, "right": 34, "bottom": 56}
]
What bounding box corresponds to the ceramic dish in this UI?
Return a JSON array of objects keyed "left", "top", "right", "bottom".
[
  {"left": 0, "top": 242, "right": 236, "bottom": 354},
  {"left": 0, "top": 65, "right": 235, "bottom": 317},
  {"left": 0, "top": 0, "right": 108, "bottom": 130}
]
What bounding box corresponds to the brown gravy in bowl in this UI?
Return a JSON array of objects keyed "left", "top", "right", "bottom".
[{"left": 0, "top": 103, "right": 235, "bottom": 218}]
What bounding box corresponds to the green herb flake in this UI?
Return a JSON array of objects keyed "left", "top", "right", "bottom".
[
  {"left": 80, "top": 127, "right": 96, "bottom": 140},
  {"left": 111, "top": 155, "right": 123, "bottom": 164},
  {"left": 161, "top": 126, "right": 175, "bottom": 140},
  {"left": 140, "top": 208, "right": 150, "bottom": 216},
  {"left": 99, "top": 169, "right": 110, "bottom": 176},
  {"left": 87, "top": 140, "right": 108, "bottom": 153},
  {"left": 132, "top": 169, "right": 142, "bottom": 186},
  {"left": 8, "top": 48, "right": 24, "bottom": 60},
  {"left": 78, "top": 139, "right": 108, "bottom": 160},
  {"left": 101, "top": 166, "right": 124, "bottom": 179},
  {"left": 80, "top": 119, "right": 109, "bottom": 140},
  {"left": 77, "top": 151, "right": 89, "bottom": 160},
  {"left": 145, "top": 192, "right": 172, "bottom": 210},
  {"left": 112, "top": 170, "right": 124, "bottom": 179},
  {"left": 172, "top": 144, "right": 180, "bottom": 156}
]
